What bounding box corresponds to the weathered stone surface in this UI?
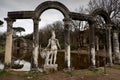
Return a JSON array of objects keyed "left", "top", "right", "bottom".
[
  {"left": 44, "top": 64, "right": 58, "bottom": 73},
  {"left": 5, "top": 1, "right": 112, "bottom": 70},
  {"left": 4, "top": 18, "right": 15, "bottom": 68},
  {"left": 8, "top": 11, "right": 34, "bottom": 19},
  {"left": 63, "top": 18, "right": 71, "bottom": 69},
  {"left": 34, "top": 1, "right": 70, "bottom": 18}
]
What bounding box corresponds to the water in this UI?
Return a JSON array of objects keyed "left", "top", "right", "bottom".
[
  {"left": 0, "top": 63, "right": 4, "bottom": 70},
  {"left": 0, "top": 60, "right": 31, "bottom": 71},
  {"left": 12, "top": 60, "right": 31, "bottom": 71}
]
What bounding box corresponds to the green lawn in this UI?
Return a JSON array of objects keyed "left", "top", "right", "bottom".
[
  {"left": 0, "top": 68, "right": 105, "bottom": 78},
  {"left": 0, "top": 70, "right": 46, "bottom": 78},
  {"left": 112, "top": 65, "right": 120, "bottom": 70},
  {"left": 65, "top": 68, "right": 104, "bottom": 77}
]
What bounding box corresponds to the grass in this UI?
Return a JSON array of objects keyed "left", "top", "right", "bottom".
[
  {"left": 66, "top": 71, "right": 75, "bottom": 77},
  {"left": 112, "top": 65, "right": 120, "bottom": 70},
  {"left": 0, "top": 71, "right": 12, "bottom": 76},
  {"left": 85, "top": 69, "right": 104, "bottom": 75},
  {"left": 0, "top": 68, "right": 105, "bottom": 78},
  {"left": 65, "top": 69, "right": 104, "bottom": 77},
  {"left": 77, "top": 69, "right": 104, "bottom": 76},
  {"left": 0, "top": 70, "right": 46, "bottom": 78},
  {"left": 12, "top": 71, "right": 46, "bottom": 78}
]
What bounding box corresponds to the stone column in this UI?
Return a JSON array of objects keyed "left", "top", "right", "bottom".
[
  {"left": 106, "top": 25, "right": 113, "bottom": 66},
  {"left": 89, "top": 23, "right": 96, "bottom": 68},
  {"left": 96, "top": 36, "right": 99, "bottom": 51},
  {"left": 113, "top": 30, "right": 120, "bottom": 64},
  {"left": 4, "top": 18, "right": 15, "bottom": 68},
  {"left": 63, "top": 18, "right": 71, "bottom": 69},
  {"left": 32, "top": 18, "right": 40, "bottom": 68},
  {"left": 96, "top": 36, "right": 99, "bottom": 67}
]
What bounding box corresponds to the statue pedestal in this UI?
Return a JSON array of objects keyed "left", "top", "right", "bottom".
[{"left": 44, "top": 64, "right": 58, "bottom": 73}]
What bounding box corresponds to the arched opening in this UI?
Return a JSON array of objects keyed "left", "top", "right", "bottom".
[
  {"left": 91, "top": 8, "right": 111, "bottom": 24},
  {"left": 37, "top": 9, "right": 65, "bottom": 69},
  {"left": 71, "top": 20, "right": 90, "bottom": 69},
  {"left": 91, "top": 8, "right": 113, "bottom": 66},
  {"left": 39, "top": 9, "right": 64, "bottom": 29},
  {"left": 34, "top": 1, "right": 70, "bottom": 18},
  {"left": 32, "top": 1, "right": 71, "bottom": 69}
]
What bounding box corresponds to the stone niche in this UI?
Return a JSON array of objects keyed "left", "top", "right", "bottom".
[{"left": 12, "top": 37, "right": 33, "bottom": 60}]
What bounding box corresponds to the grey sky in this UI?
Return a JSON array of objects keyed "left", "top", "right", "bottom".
[{"left": 0, "top": 0, "right": 90, "bottom": 34}]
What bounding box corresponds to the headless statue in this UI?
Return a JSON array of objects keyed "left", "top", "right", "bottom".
[{"left": 46, "top": 30, "right": 61, "bottom": 65}]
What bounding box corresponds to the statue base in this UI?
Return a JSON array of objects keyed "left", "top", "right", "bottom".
[{"left": 44, "top": 64, "right": 58, "bottom": 73}]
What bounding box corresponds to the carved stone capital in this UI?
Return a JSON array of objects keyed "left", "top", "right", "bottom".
[
  {"left": 4, "top": 18, "right": 16, "bottom": 24},
  {"left": 4, "top": 18, "right": 15, "bottom": 35},
  {"left": 63, "top": 18, "right": 72, "bottom": 25},
  {"left": 33, "top": 18, "right": 41, "bottom": 24}
]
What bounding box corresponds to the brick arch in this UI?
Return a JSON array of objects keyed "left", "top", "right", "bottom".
[
  {"left": 91, "top": 8, "right": 111, "bottom": 24},
  {"left": 34, "top": 1, "right": 70, "bottom": 18}
]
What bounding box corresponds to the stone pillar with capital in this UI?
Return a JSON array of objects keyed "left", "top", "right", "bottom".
[
  {"left": 32, "top": 18, "right": 40, "bottom": 68},
  {"left": 106, "top": 24, "right": 113, "bottom": 66},
  {"left": 89, "top": 22, "right": 96, "bottom": 69},
  {"left": 113, "top": 30, "right": 120, "bottom": 64},
  {"left": 63, "top": 18, "right": 71, "bottom": 69},
  {"left": 4, "top": 18, "right": 15, "bottom": 68}
]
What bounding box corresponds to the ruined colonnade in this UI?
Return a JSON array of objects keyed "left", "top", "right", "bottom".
[{"left": 4, "top": 1, "right": 119, "bottom": 69}]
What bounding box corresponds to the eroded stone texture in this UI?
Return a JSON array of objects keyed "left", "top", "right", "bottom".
[
  {"left": 4, "top": 18, "right": 15, "bottom": 68},
  {"left": 113, "top": 30, "right": 120, "bottom": 64},
  {"left": 32, "top": 18, "right": 40, "bottom": 68}
]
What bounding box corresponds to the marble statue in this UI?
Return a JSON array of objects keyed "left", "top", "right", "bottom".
[
  {"left": 46, "top": 30, "right": 61, "bottom": 65},
  {"left": 40, "top": 49, "right": 51, "bottom": 65},
  {"left": 40, "top": 30, "right": 61, "bottom": 72}
]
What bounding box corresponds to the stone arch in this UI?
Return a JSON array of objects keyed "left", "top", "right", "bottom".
[
  {"left": 91, "top": 8, "right": 113, "bottom": 66},
  {"left": 33, "top": 1, "right": 71, "bottom": 68},
  {"left": 34, "top": 1, "right": 70, "bottom": 18},
  {"left": 91, "top": 8, "right": 111, "bottom": 24}
]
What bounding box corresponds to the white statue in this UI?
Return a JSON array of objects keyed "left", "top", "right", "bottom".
[
  {"left": 40, "top": 49, "right": 51, "bottom": 65},
  {"left": 46, "top": 30, "right": 61, "bottom": 65}
]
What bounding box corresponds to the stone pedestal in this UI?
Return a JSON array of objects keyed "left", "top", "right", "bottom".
[{"left": 44, "top": 64, "right": 58, "bottom": 73}]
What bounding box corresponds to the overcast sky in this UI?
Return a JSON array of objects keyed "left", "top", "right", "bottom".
[{"left": 0, "top": 0, "right": 90, "bottom": 35}]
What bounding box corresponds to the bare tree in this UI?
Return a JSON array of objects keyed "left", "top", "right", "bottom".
[
  {"left": 39, "top": 21, "right": 64, "bottom": 48},
  {"left": 72, "top": 6, "right": 89, "bottom": 49},
  {"left": 87, "top": 0, "right": 120, "bottom": 26}
]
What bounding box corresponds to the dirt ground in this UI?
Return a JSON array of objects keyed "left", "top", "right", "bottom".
[{"left": 0, "top": 68, "right": 120, "bottom": 80}]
